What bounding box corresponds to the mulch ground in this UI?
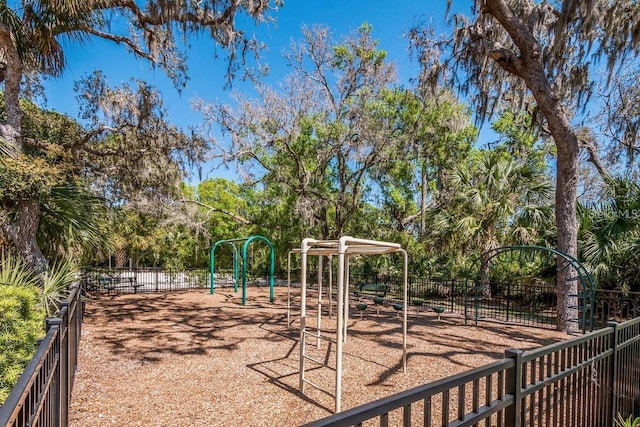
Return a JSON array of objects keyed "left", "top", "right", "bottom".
[{"left": 68, "top": 287, "right": 569, "bottom": 426}]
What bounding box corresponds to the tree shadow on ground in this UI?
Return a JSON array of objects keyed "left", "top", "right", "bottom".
[{"left": 82, "top": 288, "right": 570, "bottom": 414}]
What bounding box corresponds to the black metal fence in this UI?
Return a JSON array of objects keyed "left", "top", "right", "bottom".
[
  {"left": 303, "top": 316, "right": 640, "bottom": 427},
  {"left": 347, "top": 273, "right": 640, "bottom": 329},
  {"left": 3, "top": 268, "right": 639, "bottom": 427},
  {"left": 594, "top": 288, "right": 640, "bottom": 324},
  {"left": 0, "top": 285, "right": 83, "bottom": 427},
  {"left": 81, "top": 267, "right": 210, "bottom": 293},
  {"left": 85, "top": 268, "right": 640, "bottom": 328}
]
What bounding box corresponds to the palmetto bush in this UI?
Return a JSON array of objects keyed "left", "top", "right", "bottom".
[
  {"left": 0, "top": 252, "right": 46, "bottom": 404},
  {"left": 0, "top": 250, "right": 78, "bottom": 403}
]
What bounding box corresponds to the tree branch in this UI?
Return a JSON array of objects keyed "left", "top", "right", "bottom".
[
  {"left": 173, "top": 199, "right": 251, "bottom": 225},
  {"left": 487, "top": 47, "right": 524, "bottom": 76},
  {"left": 482, "top": 0, "right": 542, "bottom": 61},
  {"left": 578, "top": 137, "right": 612, "bottom": 182},
  {"left": 82, "top": 27, "right": 156, "bottom": 62}
]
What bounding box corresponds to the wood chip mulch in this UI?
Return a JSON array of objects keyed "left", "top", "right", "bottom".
[{"left": 69, "top": 287, "right": 569, "bottom": 426}]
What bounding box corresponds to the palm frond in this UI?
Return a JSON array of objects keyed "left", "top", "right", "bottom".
[
  {"left": 38, "top": 185, "right": 111, "bottom": 260},
  {"left": 40, "top": 257, "right": 78, "bottom": 316},
  {"left": 0, "top": 250, "right": 39, "bottom": 288}
]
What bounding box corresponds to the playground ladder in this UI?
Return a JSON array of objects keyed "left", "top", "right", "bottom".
[{"left": 299, "top": 325, "right": 337, "bottom": 397}]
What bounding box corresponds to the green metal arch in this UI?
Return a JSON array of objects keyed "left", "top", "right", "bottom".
[
  {"left": 473, "top": 245, "right": 595, "bottom": 332},
  {"left": 209, "top": 241, "right": 239, "bottom": 294},
  {"left": 209, "top": 235, "right": 275, "bottom": 305},
  {"left": 241, "top": 236, "right": 275, "bottom": 305}
]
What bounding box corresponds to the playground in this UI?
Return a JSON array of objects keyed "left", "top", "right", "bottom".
[{"left": 68, "top": 287, "right": 569, "bottom": 426}]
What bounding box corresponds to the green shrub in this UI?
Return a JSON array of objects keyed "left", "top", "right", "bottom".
[
  {"left": 0, "top": 284, "right": 45, "bottom": 404},
  {"left": 616, "top": 414, "right": 640, "bottom": 427}
]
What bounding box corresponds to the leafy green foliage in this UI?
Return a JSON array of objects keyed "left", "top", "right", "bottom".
[
  {"left": 579, "top": 178, "right": 640, "bottom": 290},
  {"left": 0, "top": 284, "right": 45, "bottom": 404},
  {"left": 0, "top": 154, "right": 64, "bottom": 202},
  {"left": 615, "top": 413, "right": 640, "bottom": 427},
  {"left": 426, "top": 148, "right": 553, "bottom": 276},
  {"left": 0, "top": 251, "right": 82, "bottom": 403},
  {"left": 0, "top": 251, "right": 46, "bottom": 404},
  {"left": 38, "top": 185, "right": 111, "bottom": 263},
  {"left": 40, "top": 257, "right": 77, "bottom": 316},
  {"left": 490, "top": 109, "right": 555, "bottom": 168},
  {"left": 0, "top": 95, "right": 79, "bottom": 201},
  {"left": 0, "top": 250, "right": 39, "bottom": 289}
]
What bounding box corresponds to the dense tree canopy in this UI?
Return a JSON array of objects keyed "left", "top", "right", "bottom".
[
  {"left": 0, "top": 3, "right": 639, "bottom": 329},
  {"left": 199, "top": 24, "right": 478, "bottom": 242},
  {"left": 0, "top": 0, "right": 280, "bottom": 272},
  {"left": 408, "top": 0, "right": 640, "bottom": 331}
]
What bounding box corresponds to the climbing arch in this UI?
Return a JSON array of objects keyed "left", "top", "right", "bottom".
[
  {"left": 471, "top": 245, "right": 595, "bottom": 332},
  {"left": 209, "top": 235, "right": 275, "bottom": 305}
]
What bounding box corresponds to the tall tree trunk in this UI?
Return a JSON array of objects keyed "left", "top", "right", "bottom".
[
  {"left": 0, "top": 23, "right": 47, "bottom": 274},
  {"left": 552, "top": 132, "right": 580, "bottom": 333},
  {"left": 527, "top": 85, "right": 579, "bottom": 333},
  {"left": 420, "top": 160, "right": 427, "bottom": 238},
  {"left": 484, "top": 0, "right": 580, "bottom": 332},
  {"left": 1, "top": 201, "right": 48, "bottom": 274}
]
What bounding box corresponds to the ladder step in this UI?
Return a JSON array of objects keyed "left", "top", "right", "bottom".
[
  {"left": 303, "top": 354, "right": 336, "bottom": 370},
  {"left": 303, "top": 330, "right": 337, "bottom": 344},
  {"left": 302, "top": 378, "right": 334, "bottom": 397}
]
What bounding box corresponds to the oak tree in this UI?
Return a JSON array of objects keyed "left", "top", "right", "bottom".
[
  {"left": 409, "top": 0, "right": 640, "bottom": 331},
  {"left": 0, "top": 0, "right": 279, "bottom": 272}
]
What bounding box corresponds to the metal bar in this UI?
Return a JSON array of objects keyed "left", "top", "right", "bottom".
[
  {"left": 380, "top": 411, "right": 389, "bottom": 427},
  {"left": 317, "top": 255, "right": 323, "bottom": 349},
  {"left": 442, "top": 390, "right": 450, "bottom": 427},
  {"left": 402, "top": 404, "right": 411, "bottom": 426},
  {"left": 472, "top": 379, "right": 479, "bottom": 414},
  {"left": 0, "top": 326, "right": 60, "bottom": 426},
  {"left": 302, "top": 378, "right": 335, "bottom": 398},
  {"left": 302, "top": 330, "right": 337, "bottom": 344},
  {"left": 505, "top": 349, "right": 523, "bottom": 427},
  {"left": 335, "top": 248, "right": 346, "bottom": 413},
  {"left": 457, "top": 384, "right": 465, "bottom": 420},
  {"left": 299, "top": 240, "right": 310, "bottom": 395},
  {"left": 303, "top": 354, "right": 337, "bottom": 371},
  {"left": 424, "top": 396, "right": 432, "bottom": 427},
  {"left": 537, "top": 355, "right": 544, "bottom": 427},
  {"left": 401, "top": 249, "right": 408, "bottom": 373},
  {"left": 485, "top": 374, "right": 493, "bottom": 427}
]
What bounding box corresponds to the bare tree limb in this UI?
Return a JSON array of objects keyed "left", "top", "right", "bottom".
[{"left": 173, "top": 199, "right": 251, "bottom": 225}]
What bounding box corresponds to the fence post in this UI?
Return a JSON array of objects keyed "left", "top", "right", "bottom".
[
  {"left": 464, "top": 279, "right": 468, "bottom": 326},
  {"left": 505, "top": 349, "right": 524, "bottom": 427},
  {"left": 450, "top": 280, "right": 454, "bottom": 313},
  {"left": 58, "top": 300, "right": 71, "bottom": 427},
  {"left": 46, "top": 317, "right": 63, "bottom": 427},
  {"left": 506, "top": 282, "right": 511, "bottom": 323},
  {"left": 607, "top": 321, "right": 619, "bottom": 427}
]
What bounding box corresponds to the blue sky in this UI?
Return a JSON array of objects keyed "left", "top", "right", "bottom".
[{"left": 42, "top": 1, "right": 480, "bottom": 183}]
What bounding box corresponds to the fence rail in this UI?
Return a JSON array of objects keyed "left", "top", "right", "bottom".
[
  {"left": 82, "top": 267, "right": 211, "bottom": 293},
  {"left": 304, "top": 316, "right": 640, "bottom": 427},
  {"left": 0, "top": 285, "right": 83, "bottom": 427},
  {"left": 348, "top": 273, "right": 640, "bottom": 329},
  {"left": 2, "top": 268, "right": 639, "bottom": 427},
  {"left": 84, "top": 268, "right": 640, "bottom": 328}
]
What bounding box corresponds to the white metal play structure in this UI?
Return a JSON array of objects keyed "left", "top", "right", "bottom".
[{"left": 293, "top": 236, "right": 408, "bottom": 413}]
